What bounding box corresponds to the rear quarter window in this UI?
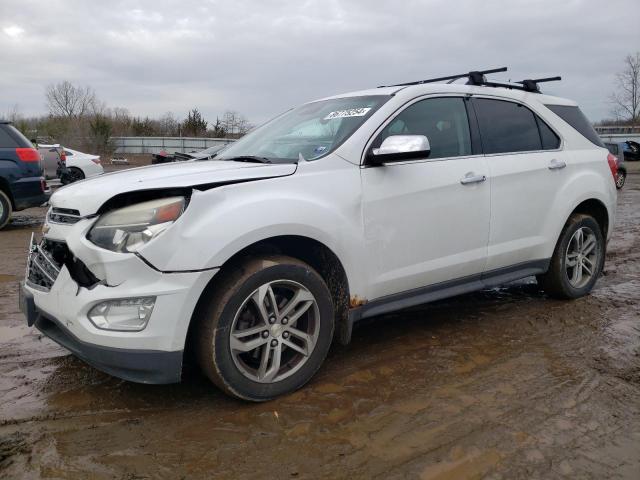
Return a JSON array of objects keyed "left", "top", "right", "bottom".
[
  {"left": 544, "top": 105, "right": 604, "bottom": 147},
  {"left": 0, "top": 124, "right": 32, "bottom": 148}
]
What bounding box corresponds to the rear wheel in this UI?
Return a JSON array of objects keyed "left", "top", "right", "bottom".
[
  {"left": 0, "top": 190, "right": 12, "bottom": 230},
  {"left": 537, "top": 214, "right": 605, "bottom": 299},
  {"left": 61, "top": 167, "right": 85, "bottom": 185},
  {"left": 196, "top": 255, "right": 334, "bottom": 401}
]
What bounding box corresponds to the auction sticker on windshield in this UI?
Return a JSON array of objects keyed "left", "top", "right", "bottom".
[{"left": 324, "top": 107, "right": 372, "bottom": 120}]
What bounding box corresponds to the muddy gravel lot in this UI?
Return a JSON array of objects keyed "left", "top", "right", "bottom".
[{"left": 1, "top": 171, "right": 639, "bottom": 479}]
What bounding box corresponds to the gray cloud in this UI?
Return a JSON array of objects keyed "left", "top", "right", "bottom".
[{"left": 1, "top": 0, "right": 638, "bottom": 123}]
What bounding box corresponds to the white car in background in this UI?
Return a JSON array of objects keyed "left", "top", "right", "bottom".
[{"left": 62, "top": 147, "right": 104, "bottom": 183}]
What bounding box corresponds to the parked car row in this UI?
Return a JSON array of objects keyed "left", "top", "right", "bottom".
[
  {"left": 0, "top": 121, "right": 50, "bottom": 229},
  {"left": 37, "top": 143, "right": 104, "bottom": 184},
  {"left": 152, "top": 144, "right": 229, "bottom": 164},
  {"left": 604, "top": 142, "right": 629, "bottom": 189},
  {"left": 0, "top": 122, "right": 106, "bottom": 229}
]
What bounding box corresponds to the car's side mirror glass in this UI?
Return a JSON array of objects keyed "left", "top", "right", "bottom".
[{"left": 368, "top": 135, "right": 431, "bottom": 165}]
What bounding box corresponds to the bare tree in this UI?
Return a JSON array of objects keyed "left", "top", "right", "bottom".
[
  {"left": 610, "top": 52, "right": 640, "bottom": 124},
  {"left": 4, "top": 104, "right": 21, "bottom": 122},
  {"left": 45, "top": 81, "right": 97, "bottom": 118},
  {"left": 221, "top": 110, "right": 252, "bottom": 137},
  {"left": 158, "top": 111, "right": 180, "bottom": 136}
]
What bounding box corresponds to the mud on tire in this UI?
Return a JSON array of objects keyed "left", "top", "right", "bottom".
[
  {"left": 537, "top": 213, "right": 605, "bottom": 299},
  {"left": 195, "top": 255, "right": 334, "bottom": 401}
]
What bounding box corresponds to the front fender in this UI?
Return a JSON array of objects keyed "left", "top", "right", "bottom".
[{"left": 139, "top": 163, "right": 368, "bottom": 296}]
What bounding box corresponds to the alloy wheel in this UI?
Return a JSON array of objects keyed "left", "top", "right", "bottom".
[
  {"left": 229, "top": 280, "right": 320, "bottom": 383},
  {"left": 565, "top": 226, "right": 599, "bottom": 289}
]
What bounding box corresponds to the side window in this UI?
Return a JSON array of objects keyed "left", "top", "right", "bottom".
[
  {"left": 474, "top": 99, "right": 542, "bottom": 154},
  {"left": 0, "top": 126, "right": 19, "bottom": 148},
  {"left": 373, "top": 97, "right": 472, "bottom": 159},
  {"left": 65, "top": 150, "right": 74, "bottom": 156},
  {"left": 536, "top": 116, "right": 560, "bottom": 150}
]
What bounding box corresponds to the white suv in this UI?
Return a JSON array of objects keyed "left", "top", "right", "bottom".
[{"left": 20, "top": 69, "right": 618, "bottom": 400}]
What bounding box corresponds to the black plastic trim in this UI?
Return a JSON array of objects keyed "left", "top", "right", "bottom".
[
  {"left": 349, "top": 259, "right": 550, "bottom": 322},
  {"left": 21, "top": 285, "right": 182, "bottom": 384}
]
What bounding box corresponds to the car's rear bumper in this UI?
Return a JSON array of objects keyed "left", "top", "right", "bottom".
[
  {"left": 12, "top": 176, "right": 50, "bottom": 210},
  {"left": 20, "top": 284, "right": 183, "bottom": 384}
]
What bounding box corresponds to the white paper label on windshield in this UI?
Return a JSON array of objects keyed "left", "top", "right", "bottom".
[{"left": 324, "top": 107, "right": 372, "bottom": 120}]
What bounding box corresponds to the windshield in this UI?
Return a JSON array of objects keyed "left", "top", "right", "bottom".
[{"left": 217, "top": 95, "right": 390, "bottom": 163}]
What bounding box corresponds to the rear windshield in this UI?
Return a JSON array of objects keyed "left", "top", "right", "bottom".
[
  {"left": 0, "top": 124, "right": 32, "bottom": 148},
  {"left": 544, "top": 105, "right": 604, "bottom": 147}
]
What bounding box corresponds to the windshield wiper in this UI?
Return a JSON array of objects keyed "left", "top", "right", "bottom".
[{"left": 223, "top": 156, "right": 272, "bottom": 164}]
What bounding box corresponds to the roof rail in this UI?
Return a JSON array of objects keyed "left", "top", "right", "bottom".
[{"left": 379, "top": 67, "right": 561, "bottom": 94}]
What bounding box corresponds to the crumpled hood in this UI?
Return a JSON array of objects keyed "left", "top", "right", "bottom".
[{"left": 50, "top": 160, "right": 297, "bottom": 216}]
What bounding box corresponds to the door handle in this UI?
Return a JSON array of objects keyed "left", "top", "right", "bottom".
[
  {"left": 460, "top": 172, "right": 487, "bottom": 185},
  {"left": 548, "top": 159, "right": 566, "bottom": 170}
]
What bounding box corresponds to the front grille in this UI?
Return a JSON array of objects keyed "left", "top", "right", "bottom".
[
  {"left": 26, "top": 235, "right": 65, "bottom": 291},
  {"left": 48, "top": 207, "right": 82, "bottom": 225}
]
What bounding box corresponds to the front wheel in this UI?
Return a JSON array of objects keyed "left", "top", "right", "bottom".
[
  {"left": 615, "top": 171, "right": 626, "bottom": 189},
  {"left": 195, "top": 255, "right": 334, "bottom": 401},
  {"left": 537, "top": 213, "right": 605, "bottom": 299}
]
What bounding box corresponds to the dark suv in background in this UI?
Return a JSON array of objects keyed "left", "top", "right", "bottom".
[{"left": 0, "top": 121, "right": 50, "bottom": 229}]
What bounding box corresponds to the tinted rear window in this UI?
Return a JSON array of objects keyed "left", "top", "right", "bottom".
[
  {"left": 474, "top": 99, "right": 542, "bottom": 154},
  {"left": 0, "top": 124, "right": 32, "bottom": 148},
  {"left": 544, "top": 105, "right": 604, "bottom": 147}
]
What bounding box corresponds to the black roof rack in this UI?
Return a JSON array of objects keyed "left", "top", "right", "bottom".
[
  {"left": 379, "top": 67, "right": 561, "bottom": 94},
  {"left": 514, "top": 76, "right": 562, "bottom": 93}
]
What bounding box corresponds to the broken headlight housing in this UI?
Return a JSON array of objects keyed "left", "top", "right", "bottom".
[{"left": 87, "top": 196, "right": 185, "bottom": 253}]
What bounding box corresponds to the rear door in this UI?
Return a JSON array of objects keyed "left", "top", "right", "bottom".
[{"left": 471, "top": 97, "right": 567, "bottom": 272}]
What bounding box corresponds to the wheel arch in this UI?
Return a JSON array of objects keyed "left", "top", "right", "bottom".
[
  {"left": 185, "top": 235, "right": 353, "bottom": 364},
  {"left": 0, "top": 176, "right": 15, "bottom": 209},
  {"left": 570, "top": 198, "right": 609, "bottom": 239}
]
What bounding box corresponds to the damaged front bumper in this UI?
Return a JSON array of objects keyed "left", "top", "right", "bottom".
[{"left": 21, "top": 220, "right": 218, "bottom": 384}]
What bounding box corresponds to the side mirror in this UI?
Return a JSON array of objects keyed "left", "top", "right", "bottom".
[{"left": 367, "top": 135, "right": 430, "bottom": 165}]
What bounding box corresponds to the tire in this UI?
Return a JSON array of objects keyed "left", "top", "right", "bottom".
[
  {"left": 615, "top": 171, "right": 626, "bottom": 189},
  {"left": 61, "top": 167, "right": 85, "bottom": 185},
  {"left": 195, "top": 255, "right": 334, "bottom": 401},
  {"left": 0, "top": 189, "right": 13, "bottom": 230},
  {"left": 537, "top": 213, "right": 605, "bottom": 299}
]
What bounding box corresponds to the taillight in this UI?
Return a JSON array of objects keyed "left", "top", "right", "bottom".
[
  {"left": 60, "top": 151, "right": 67, "bottom": 164},
  {"left": 91, "top": 157, "right": 101, "bottom": 164},
  {"left": 16, "top": 148, "right": 41, "bottom": 162},
  {"left": 40, "top": 178, "right": 47, "bottom": 192},
  {"left": 607, "top": 153, "right": 618, "bottom": 183}
]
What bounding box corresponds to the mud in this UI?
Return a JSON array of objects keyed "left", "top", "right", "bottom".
[{"left": 1, "top": 173, "right": 639, "bottom": 479}]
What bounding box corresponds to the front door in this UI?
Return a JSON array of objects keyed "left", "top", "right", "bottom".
[{"left": 361, "top": 96, "right": 490, "bottom": 300}]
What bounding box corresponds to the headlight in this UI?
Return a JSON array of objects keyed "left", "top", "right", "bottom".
[{"left": 87, "top": 196, "right": 185, "bottom": 252}]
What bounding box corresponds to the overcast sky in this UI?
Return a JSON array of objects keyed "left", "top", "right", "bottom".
[{"left": 1, "top": 0, "right": 638, "bottom": 124}]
